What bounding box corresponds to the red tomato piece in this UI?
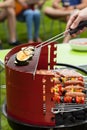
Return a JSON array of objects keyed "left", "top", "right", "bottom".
[{"left": 78, "top": 77, "right": 83, "bottom": 81}]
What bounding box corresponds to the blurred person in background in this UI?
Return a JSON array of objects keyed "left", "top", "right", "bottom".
[
  {"left": 44, "top": 0, "right": 87, "bottom": 43},
  {"left": 0, "top": 0, "right": 20, "bottom": 47},
  {"left": 16, "top": 0, "right": 46, "bottom": 44}
]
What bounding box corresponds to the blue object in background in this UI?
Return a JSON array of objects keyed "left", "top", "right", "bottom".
[{"left": 62, "top": 0, "right": 81, "bottom": 6}]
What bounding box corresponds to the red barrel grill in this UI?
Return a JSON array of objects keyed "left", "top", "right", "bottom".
[
  {"left": 5, "top": 43, "right": 57, "bottom": 127},
  {"left": 3, "top": 42, "right": 87, "bottom": 130}
]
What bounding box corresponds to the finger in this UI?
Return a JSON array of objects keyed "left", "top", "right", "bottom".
[
  {"left": 66, "top": 10, "right": 79, "bottom": 30},
  {"left": 66, "top": 15, "right": 76, "bottom": 30},
  {"left": 71, "top": 34, "right": 77, "bottom": 38},
  {"left": 78, "top": 27, "right": 87, "bottom": 34},
  {"left": 70, "top": 15, "right": 82, "bottom": 29},
  {"left": 79, "top": 29, "right": 84, "bottom": 34},
  {"left": 76, "top": 30, "right": 81, "bottom": 35}
]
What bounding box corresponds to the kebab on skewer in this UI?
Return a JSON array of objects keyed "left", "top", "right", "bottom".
[{"left": 51, "top": 69, "right": 86, "bottom": 104}]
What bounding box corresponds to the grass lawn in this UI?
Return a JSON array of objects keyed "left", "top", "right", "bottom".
[
  {"left": 0, "top": 1, "right": 87, "bottom": 130},
  {"left": 0, "top": 1, "right": 87, "bottom": 48}
]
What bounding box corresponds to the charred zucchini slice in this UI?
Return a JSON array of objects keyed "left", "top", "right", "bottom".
[
  {"left": 14, "top": 60, "right": 29, "bottom": 66},
  {"left": 15, "top": 50, "right": 33, "bottom": 66},
  {"left": 15, "top": 46, "right": 35, "bottom": 66}
]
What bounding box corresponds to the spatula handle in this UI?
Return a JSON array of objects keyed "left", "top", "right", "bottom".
[{"left": 69, "top": 20, "right": 87, "bottom": 35}]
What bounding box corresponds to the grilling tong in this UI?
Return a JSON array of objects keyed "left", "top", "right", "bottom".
[
  {"left": 21, "top": 21, "right": 87, "bottom": 76},
  {"left": 35, "top": 20, "right": 87, "bottom": 48},
  {"left": 31, "top": 20, "right": 87, "bottom": 76}
]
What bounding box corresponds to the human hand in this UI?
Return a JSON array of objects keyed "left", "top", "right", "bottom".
[{"left": 66, "top": 8, "right": 87, "bottom": 37}]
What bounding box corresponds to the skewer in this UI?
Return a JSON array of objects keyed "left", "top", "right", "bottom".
[
  {"left": 66, "top": 102, "right": 87, "bottom": 106},
  {"left": 51, "top": 103, "right": 87, "bottom": 113},
  {"left": 83, "top": 76, "right": 87, "bottom": 82},
  {"left": 53, "top": 107, "right": 86, "bottom": 113},
  {"left": 84, "top": 88, "right": 87, "bottom": 90}
]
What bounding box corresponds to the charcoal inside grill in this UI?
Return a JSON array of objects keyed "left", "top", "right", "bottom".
[
  {"left": 55, "top": 113, "right": 64, "bottom": 125},
  {"left": 72, "top": 110, "right": 86, "bottom": 120},
  {"left": 55, "top": 108, "right": 87, "bottom": 126},
  {"left": 84, "top": 108, "right": 87, "bottom": 112}
]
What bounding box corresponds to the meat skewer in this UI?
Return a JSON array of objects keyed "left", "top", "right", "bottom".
[{"left": 52, "top": 94, "right": 85, "bottom": 104}]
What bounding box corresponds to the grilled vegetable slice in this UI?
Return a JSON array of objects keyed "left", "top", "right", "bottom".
[{"left": 15, "top": 50, "right": 33, "bottom": 66}]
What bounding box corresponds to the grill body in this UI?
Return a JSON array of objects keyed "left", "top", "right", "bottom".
[
  {"left": 4, "top": 43, "right": 87, "bottom": 129},
  {"left": 5, "top": 43, "right": 56, "bottom": 126}
]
